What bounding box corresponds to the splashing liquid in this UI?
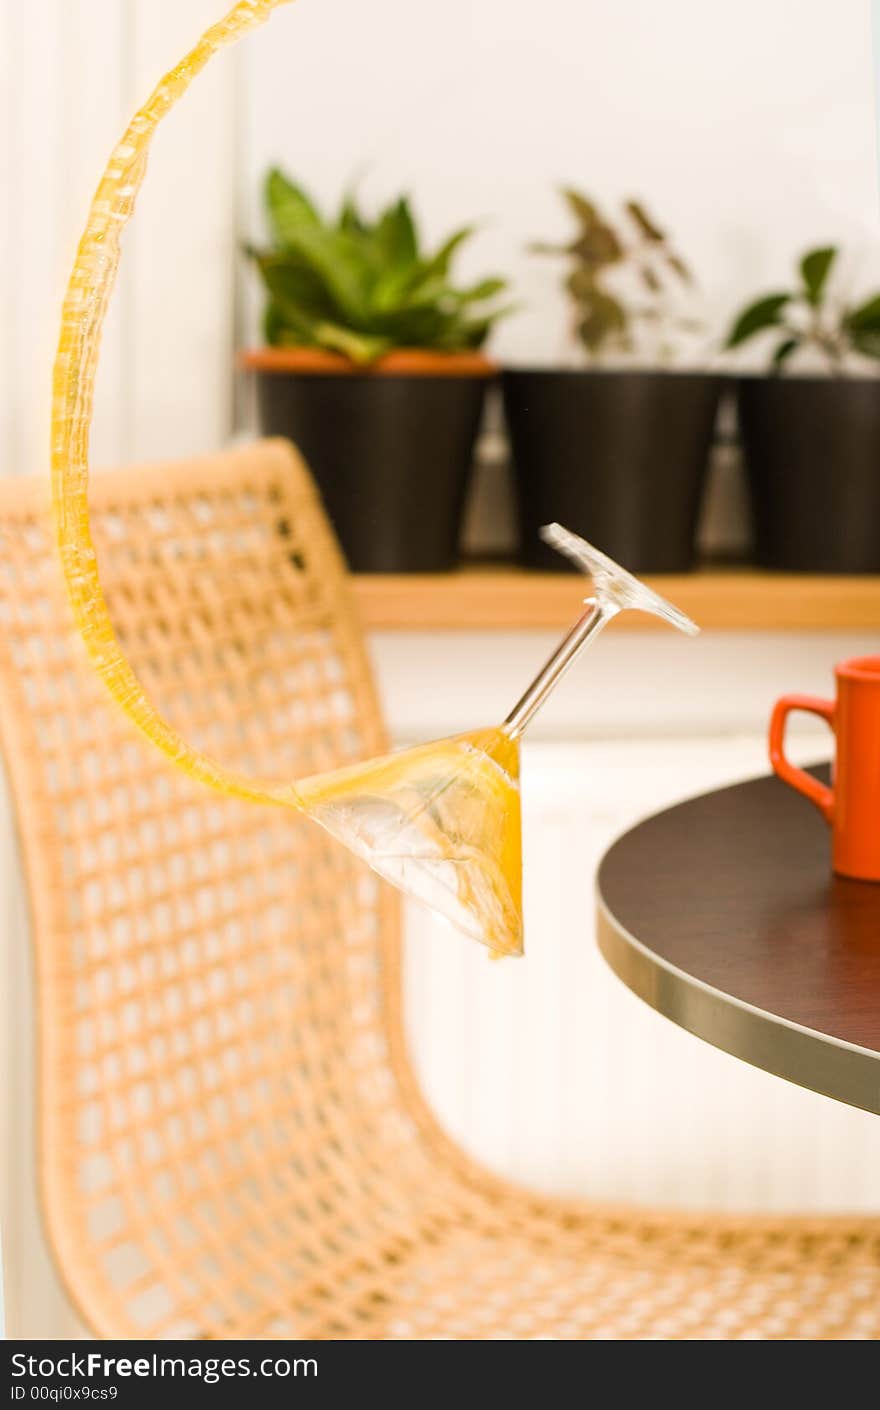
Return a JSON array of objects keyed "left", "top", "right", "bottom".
[
  {"left": 295, "top": 727, "right": 522, "bottom": 955},
  {"left": 49, "top": 0, "right": 522, "bottom": 957}
]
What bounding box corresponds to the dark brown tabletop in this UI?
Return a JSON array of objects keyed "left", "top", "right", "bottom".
[{"left": 596, "top": 766, "right": 880, "bottom": 1116}]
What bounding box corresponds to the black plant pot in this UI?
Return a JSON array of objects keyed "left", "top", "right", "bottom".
[
  {"left": 252, "top": 354, "right": 493, "bottom": 572},
  {"left": 737, "top": 375, "right": 880, "bottom": 573},
  {"left": 502, "top": 369, "right": 723, "bottom": 572}
]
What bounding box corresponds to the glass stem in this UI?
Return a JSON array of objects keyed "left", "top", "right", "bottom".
[{"left": 502, "top": 598, "right": 619, "bottom": 741}]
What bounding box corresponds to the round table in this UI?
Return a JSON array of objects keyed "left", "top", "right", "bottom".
[{"left": 596, "top": 766, "right": 880, "bottom": 1116}]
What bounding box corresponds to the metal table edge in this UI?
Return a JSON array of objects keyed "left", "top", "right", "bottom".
[{"left": 595, "top": 881, "right": 880, "bottom": 1118}]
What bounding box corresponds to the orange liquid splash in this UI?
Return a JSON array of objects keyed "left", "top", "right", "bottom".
[{"left": 49, "top": 0, "right": 522, "bottom": 957}]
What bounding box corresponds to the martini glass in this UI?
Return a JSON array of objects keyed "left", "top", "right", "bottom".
[{"left": 292, "top": 524, "right": 699, "bottom": 957}]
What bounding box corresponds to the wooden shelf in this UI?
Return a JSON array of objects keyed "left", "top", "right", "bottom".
[{"left": 351, "top": 568, "right": 880, "bottom": 632}]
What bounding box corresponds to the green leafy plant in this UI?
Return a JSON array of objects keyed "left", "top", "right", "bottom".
[
  {"left": 532, "top": 189, "right": 696, "bottom": 360},
  {"left": 246, "top": 169, "right": 510, "bottom": 364},
  {"left": 726, "top": 246, "right": 880, "bottom": 372}
]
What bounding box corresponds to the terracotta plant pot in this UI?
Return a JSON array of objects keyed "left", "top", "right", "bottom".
[
  {"left": 241, "top": 348, "right": 496, "bottom": 572},
  {"left": 502, "top": 368, "right": 723, "bottom": 572},
  {"left": 737, "top": 375, "right": 880, "bottom": 572}
]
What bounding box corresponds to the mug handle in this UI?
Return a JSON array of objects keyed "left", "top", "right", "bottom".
[{"left": 769, "top": 694, "right": 835, "bottom": 823}]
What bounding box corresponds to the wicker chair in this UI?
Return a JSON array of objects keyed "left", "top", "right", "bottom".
[{"left": 0, "top": 439, "right": 876, "bottom": 1340}]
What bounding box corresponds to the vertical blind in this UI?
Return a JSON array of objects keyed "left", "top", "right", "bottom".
[{"left": 0, "top": 0, "right": 240, "bottom": 485}]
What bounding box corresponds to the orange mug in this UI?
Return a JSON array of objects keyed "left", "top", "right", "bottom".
[{"left": 770, "top": 655, "right": 880, "bottom": 882}]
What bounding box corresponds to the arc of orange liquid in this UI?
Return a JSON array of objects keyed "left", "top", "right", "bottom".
[
  {"left": 49, "top": 0, "right": 522, "bottom": 957},
  {"left": 52, "top": 0, "right": 297, "bottom": 809}
]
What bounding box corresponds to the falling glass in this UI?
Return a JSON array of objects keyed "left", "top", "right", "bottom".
[{"left": 291, "top": 525, "right": 697, "bottom": 956}]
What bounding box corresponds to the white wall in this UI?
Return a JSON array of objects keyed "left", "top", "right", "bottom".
[
  {"left": 1, "top": 0, "right": 239, "bottom": 483},
  {"left": 241, "top": 0, "right": 880, "bottom": 364}
]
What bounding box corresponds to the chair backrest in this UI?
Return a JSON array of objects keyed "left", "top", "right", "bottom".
[{"left": 0, "top": 440, "right": 413, "bottom": 1337}]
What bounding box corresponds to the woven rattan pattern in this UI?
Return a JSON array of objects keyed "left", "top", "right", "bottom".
[{"left": 0, "top": 440, "right": 877, "bottom": 1340}]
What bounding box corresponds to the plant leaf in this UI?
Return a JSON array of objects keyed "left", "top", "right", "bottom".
[
  {"left": 454, "top": 318, "right": 493, "bottom": 350},
  {"left": 562, "top": 188, "right": 602, "bottom": 228},
  {"left": 421, "top": 226, "right": 474, "bottom": 281},
  {"left": 843, "top": 294, "right": 880, "bottom": 359},
  {"left": 624, "top": 199, "right": 665, "bottom": 242},
  {"left": 664, "top": 251, "right": 692, "bottom": 284},
  {"left": 313, "top": 322, "right": 391, "bottom": 363},
  {"left": 375, "top": 227, "right": 475, "bottom": 310},
  {"left": 277, "top": 226, "right": 371, "bottom": 324},
  {"left": 249, "top": 251, "right": 336, "bottom": 324},
  {"left": 570, "top": 230, "right": 623, "bottom": 269},
  {"left": 264, "top": 301, "right": 391, "bottom": 363},
  {"left": 252, "top": 170, "right": 506, "bottom": 357},
  {"left": 262, "top": 297, "right": 322, "bottom": 348},
  {"left": 561, "top": 188, "right": 622, "bottom": 268},
  {"left": 264, "top": 168, "right": 321, "bottom": 245},
  {"left": 528, "top": 240, "right": 569, "bottom": 257},
  {"left": 449, "top": 276, "right": 507, "bottom": 304},
  {"left": 369, "top": 264, "right": 425, "bottom": 313},
  {"left": 567, "top": 267, "right": 598, "bottom": 301},
  {"left": 263, "top": 300, "right": 293, "bottom": 346},
  {"left": 771, "top": 336, "right": 799, "bottom": 370},
  {"left": 339, "top": 193, "right": 367, "bottom": 235},
  {"left": 725, "top": 293, "right": 790, "bottom": 348},
  {"left": 850, "top": 331, "right": 880, "bottom": 359},
  {"left": 437, "top": 305, "right": 515, "bottom": 349},
  {"left": 845, "top": 292, "right": 880, "bottom": 331},
  {"left": 800, "top": 246, "right": 837, "bottom": 307},
  {"left": 577, "top": 288, "right": 627, "bottom": 353},
  {"left": 374, "top": 197, "right": 419, "bottom": 269}
]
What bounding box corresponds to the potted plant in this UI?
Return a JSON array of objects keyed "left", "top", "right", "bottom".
[
  {"left": 242, "top": 169, "right": 510, "bottom": 572},
  {"left": 726, "top": 246, "right": 880, "bottom": 572},
  {"left": 502, "top": 190, "right": 722, "bottom": 572}
]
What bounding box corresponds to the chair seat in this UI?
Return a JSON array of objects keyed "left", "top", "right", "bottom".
[
  {"left": 198, "top": 1140, "right": 880, "bottom": 1340},
  {"left": 371, "top": 1198, "right": 880, "bottom": 1340}
]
